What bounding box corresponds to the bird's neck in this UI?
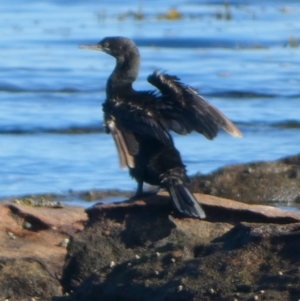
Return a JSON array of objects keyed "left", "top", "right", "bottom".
[{"left": 106, "top": 54, "right": 140, "bottom": 97}]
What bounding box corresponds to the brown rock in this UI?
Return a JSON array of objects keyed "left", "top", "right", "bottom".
[
  {"left": 190, "top": 153, "right": 300, "bottom": 204},
  {"left": 2, "top": 169, "right": 300, "bottom": 301},
  {"left": 196, "top": 193, "right": 300, "bottom": 223},
  {"left": 0, "top": 202, "right": 86, "bottom": 301},
  {"left": 61, "top": 194, "right": 300, "bottom": 301}
]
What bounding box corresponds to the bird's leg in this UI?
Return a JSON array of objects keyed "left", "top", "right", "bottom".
[
  {"left": 130, "top": 181, "right": 158, "bottom": 200},
  {"left": 131, "top": 181, "right": 143, "bottom": 198},
  {"left": 136, "top": 180, "right": 144, "bottom": 195}
]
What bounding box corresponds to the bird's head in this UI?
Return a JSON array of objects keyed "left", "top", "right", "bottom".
[{"left": 79, "top": 36, "right": 140, "bottom": 63}]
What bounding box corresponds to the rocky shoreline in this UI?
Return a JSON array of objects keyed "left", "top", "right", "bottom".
[
  {"left": 1, "top": 154, "right": 300, "bottom": 301},
  {"left": 190, "top": 153, "right": 300, "bottom": 205}
]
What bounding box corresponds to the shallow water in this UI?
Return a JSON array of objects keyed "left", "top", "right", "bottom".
[{"left": 1, "top": 0, "right": 300, "bottom": 201}]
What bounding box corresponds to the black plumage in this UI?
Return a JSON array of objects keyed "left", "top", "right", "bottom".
[{"left": 79, "top": 36, "right": 242, "bottom": 219}]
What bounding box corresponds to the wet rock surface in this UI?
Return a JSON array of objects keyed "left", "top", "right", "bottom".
[
  {"left": 58, "top": 194, "right": 300, "bottom": 301},
  {"left": 190, "top": 153, "right": 300, "bottom": 204}
]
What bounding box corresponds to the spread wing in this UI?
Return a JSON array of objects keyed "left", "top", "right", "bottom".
[
  {"left": 103, "top": 99, "right": 173, "bottom": 169},
  {"left": 148, "top": 70, "right": 242, "bottom": 140}
]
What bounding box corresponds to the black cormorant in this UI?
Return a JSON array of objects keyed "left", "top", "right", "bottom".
[{"left": 79, "top": 36, "right": 242, "bottom": 219}]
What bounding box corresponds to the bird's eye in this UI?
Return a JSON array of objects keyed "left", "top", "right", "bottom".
[{"left": 103, "top": 42, "right": 109, "bottom": 48}]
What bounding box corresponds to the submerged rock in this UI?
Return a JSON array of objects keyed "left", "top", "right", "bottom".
[{"left": 190, "top": 153, "right": 300, "bottom": 204}]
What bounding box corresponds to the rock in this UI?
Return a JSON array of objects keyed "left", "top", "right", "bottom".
[
  {"left": 195, "top": 192, "right": 300, "bottom": 224},
  {"left": 190, "top": 153, "right": 300, "bottom": 204},
  {"left": 2, "top": 153, "right": 300, "bottom": 301},
  {"left": 60, "top": 193, "right": 300, "bottom": 301},
  {"left": 0, "top": 202, "right": 86, "bottom": 301}
]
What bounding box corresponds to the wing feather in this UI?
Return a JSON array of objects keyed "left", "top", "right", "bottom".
[
  {"left": 107, "top": 118, "right": 135, "bottom": 169},
  {"left": 104, "top": 99, "right": 173, "bottom": 146},
  {"left": 148, "top": 70, "right": 242, "bottom": 139}
]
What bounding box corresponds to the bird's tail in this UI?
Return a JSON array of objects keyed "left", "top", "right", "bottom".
[{"left": 162, "top": 175, "right": 206, "bottom": 219}]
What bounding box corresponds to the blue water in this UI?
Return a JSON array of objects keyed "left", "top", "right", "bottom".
[{"left": 1, "top": 0, "right": 300, "bottom": 198}]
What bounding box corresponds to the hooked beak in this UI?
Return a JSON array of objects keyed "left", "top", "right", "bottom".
[{"left": 78, "top": 44, "right": 103, "bottom": 51}]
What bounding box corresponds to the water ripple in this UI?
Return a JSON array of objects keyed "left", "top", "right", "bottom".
[
  {"left": 0, "top": 126, "right": 105, "bottom": 135},
  {"left": 2, "top": 121, "right": 300, "bottom": 136}
]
